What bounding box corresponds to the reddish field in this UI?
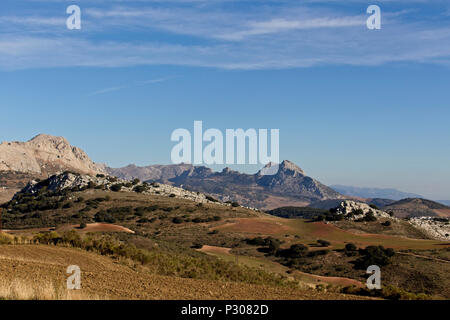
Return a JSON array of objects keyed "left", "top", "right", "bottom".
[
  {"left": 215, "top": 217, "right": 293, "bottom": 235},
  {"left": 215, "top": 217, "right": 450, "bottom": 250}
]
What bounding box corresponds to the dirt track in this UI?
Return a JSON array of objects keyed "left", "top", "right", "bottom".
[{"left": 0, "top": 245, "right": 369, "bottom": 300}]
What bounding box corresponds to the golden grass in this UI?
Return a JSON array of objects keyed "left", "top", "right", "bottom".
[{"left": 0, "top": 278, "right": 101, "bottom": 300}]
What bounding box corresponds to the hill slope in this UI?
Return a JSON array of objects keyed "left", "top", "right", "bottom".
[
  {"left": 0, "top": 245, "right": 361, "bottom": 300},
  {"left": 383, "top": 198, "right": 450, "bottom": 218}
]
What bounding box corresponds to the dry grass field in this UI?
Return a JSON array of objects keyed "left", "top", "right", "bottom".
[{"left": 0, "top": 244, "right": 369, "bottom": 300}]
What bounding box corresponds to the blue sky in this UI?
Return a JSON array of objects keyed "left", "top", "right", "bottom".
[{"left": 1, "top": 0, "right": 450, "bottom": 199}]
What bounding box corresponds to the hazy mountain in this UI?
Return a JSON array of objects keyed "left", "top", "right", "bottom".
[
  {"left": 109, "top": 160, "right": 344, "bottom": 210},
  {"left": 106, "top": 163, "right": 193, "bottom": 183},
  {"left": 383, "top": 198, "right": 450, "bottom": 218},
  {"left": 437, "top": 200, "right": 450, "bottom": 206},
  {"left": 330, "top": 185, "right": 423, "bottom": 200}
]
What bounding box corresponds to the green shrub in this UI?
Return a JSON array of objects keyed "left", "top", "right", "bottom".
[
  {"left": 110, "top": 184, "right": 122, "bottom": 192},
  {"left": 354, "top": 245, "right": 395, "bottom": 270},
  {"left": 172, "top": 217, "right": 183, "bottom": 224},
  {"left": 382, "top": 220, "right": 391, "bottom": 227}
]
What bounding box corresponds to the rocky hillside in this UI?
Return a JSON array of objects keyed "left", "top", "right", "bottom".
[
  {"left": 15, "top": 172, "right": 227, "bottom": 207},
  {"left": 0, "top": 134, "right": 104, "bottom": 177},
  {"left": 109, "top": 160, "right": 343, "bottom": 210},
  {"left": 408, "top": 217, "right": 450, "bottom": 241},
  {"left": 331, "top": 200, "right": 394, "bottom": 220}
]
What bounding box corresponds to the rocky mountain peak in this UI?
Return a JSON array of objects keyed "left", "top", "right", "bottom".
[
  {"left": 279, "top": 160, "right": 305, "bottom": 176},
  {"left": 0, "top": 134, "right": 104, "bottom": 176}
]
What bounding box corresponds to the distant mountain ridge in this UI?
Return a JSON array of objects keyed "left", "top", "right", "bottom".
[
  {"left": 330, "top": 185, "right": 423, "bottom": 200},
  {"left": 107, "top": 160, "right": 344, "bottom": 210}
]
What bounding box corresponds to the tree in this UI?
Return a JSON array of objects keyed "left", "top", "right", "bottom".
[
  {"left": 79, "top": 222, "right": 87, "bottom": 229},
  {"left": 345, "top": 243, "right": 357, "bottom": 251}
]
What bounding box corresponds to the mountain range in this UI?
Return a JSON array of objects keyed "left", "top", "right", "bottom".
[
  {"left": 330, "top": 185, "right": 424, "bottom": 200},
  {"left": 1, "top": 134, "right": 448, "bottom": 216},
  {"left": 107, "top": 160, "right": 344, "bottom": 210}
]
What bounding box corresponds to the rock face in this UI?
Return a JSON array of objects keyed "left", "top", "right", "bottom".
[
  {"left": 332, "top": 200, "right": 393, "bottom": 221},
  {"left": 0, "top": 134, "right": 104, "bottom": 177},
  {"left": 408, "top": 217, "right": 450, "bottom": 241},
  {"left": 108, "top": 160, "right": 344, "bottom": 210}
]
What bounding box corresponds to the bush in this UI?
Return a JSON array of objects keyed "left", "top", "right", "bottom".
[
  {"left": 245, "top": 237, "right": 267, "bottom": 246},
  {"left": 110, "top": 184, "right": 122, "bottom": 192},
  {"left": 79, "top": 222, "right": 87, "bottom": 229},
  {"left": 342, "top": 285, "right": 431, "bottom": 300},
  {"left": 345, "top": 243, "right": 357, "bottom": 251},
  {"left": 231, "top": 202, "right": 239, "bottom": 207},
  {"left": 382, "top": 220, "right": 392, "bottom": 227},
  {"left": 133, "top": 185, "right": 147, "bottom": 193},
  {"left": 172, "top": 217, "right": 183, "bottom": 224},
  {"left": 354, "top": 245, "right": 395, "bottom": 270},
  {"left": 276, "top": 244, "right": 308, "bottom": 259},
  {"left": 369, "top": 204, "right": 379, "bottom": 210},
  {"left": 132, "top": 178, "right": 140, "bottom": 185},
  {"left": 317, "top": 239, "right": 330, "bottom": 247},
  {"left": 363, "top": 211, "right": 377, "bottom": 222}
]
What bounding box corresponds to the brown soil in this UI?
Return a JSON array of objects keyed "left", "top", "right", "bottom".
[{"left": 0, "top": 245, "right": 369, "bottom": 300}]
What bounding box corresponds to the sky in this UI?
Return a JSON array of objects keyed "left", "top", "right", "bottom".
[{"left": 0, "top": 0, "right": 450, "bottom": 200}]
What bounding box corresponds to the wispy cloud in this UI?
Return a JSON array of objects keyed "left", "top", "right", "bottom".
[
  {"left": 88, "top": 86, "right": 127, "bottom": 96},
  {"left": 0, "top": 2, "right": 449, "bottom": 70},
  {"left": 88, "top": 78, "right": 172, "bottom": 97},
  {"left": 218, "top": 16, "right": 365, "bottom": 40}
]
